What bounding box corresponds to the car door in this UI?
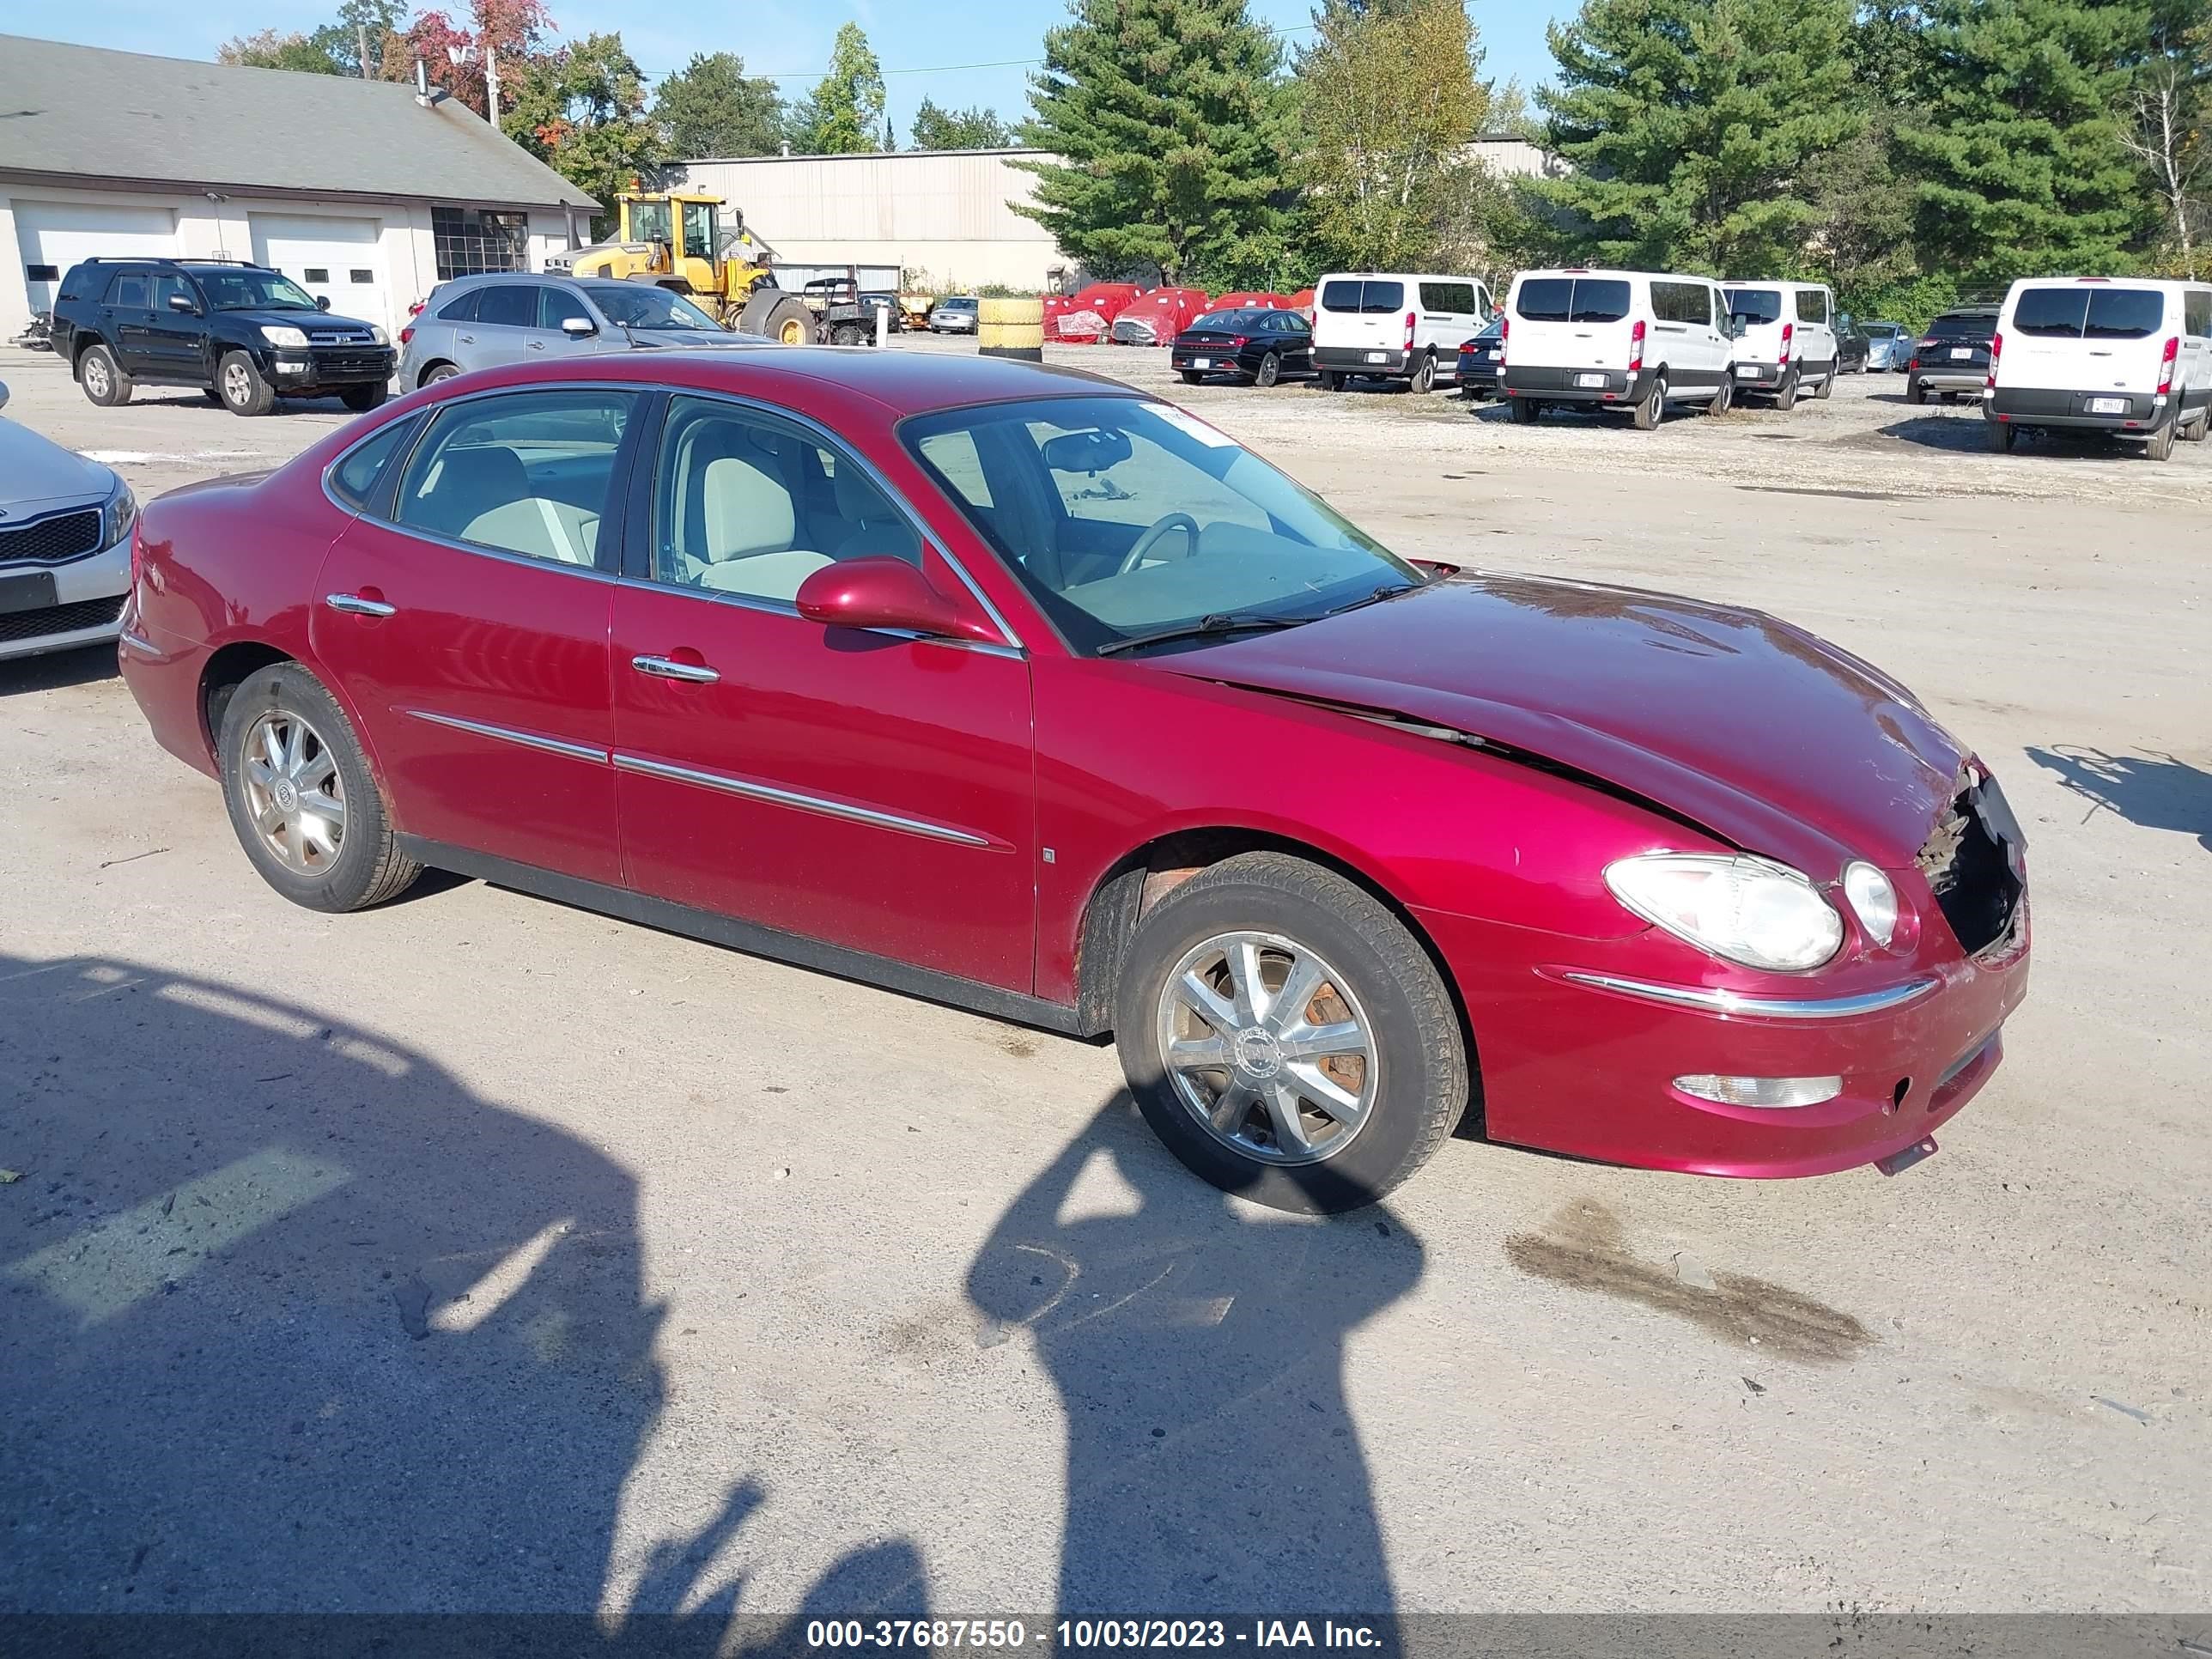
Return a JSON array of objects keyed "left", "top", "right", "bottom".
[
  {"left": 528, "top": 283, "right": 611, "bottom": 364},
  {"left": 104, "top": 268, "right": 156, "bottom": 374},
  {"left": 311, "top": 386, "right": 642, "bottom": 886},
  {"left": 1273, "top": 310, "right": 1312, "bottom": 371},
  {"left": 2182, "top": 288, "right": 2212, "bottom": 414},
  {"left": 1796, "top": 287, "right": 1838, "bottom": 377},
  {"left": 1696, "top": 283, "right": 1730, "bottom": 380},
  {"left": 609, "top": 392, "right": 1036, "bottom": 992},
  {"left": 464, "top": 283, "right": 545, "bottom": 369},
  {"left": 145, "top": 273, "right": 205, "bottom": 381}
]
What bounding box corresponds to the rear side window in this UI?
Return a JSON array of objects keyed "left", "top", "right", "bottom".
[
  {"left": 105, "top": 271, "right": 151, "bottom": 308},
  {"left": 1726, "top": 288, "right": 1782, "bottom": 325},
  {"left": 392, "top": 389, "right": 636, "bottom": 567},
  {"left": 329, "top": 416, "right": 421, "bottom": 510},
  {"left": 435, "top": 288, "right": 481, "bottom": 322},
  {"left": 2188, "top": 290, "right": 2212, "bottom": 337},
  {"left": 1652, "top": 282, "right": 1709, "bottom": 325},
  {"left": 474, "top": 284, "right": 542, "bottom": 328},
  {"left": 1320, "top": 280, "right": 1405, "bottom": 313},
  {"left": 1795, "top": 289, "right": 1829, "bottom": 324},
  {"left": 1418, "top": 282, "right": 1478, "bottom": 315},
  {"left": 2012, "top": 286, "right": 2165, "bottom": 339}
]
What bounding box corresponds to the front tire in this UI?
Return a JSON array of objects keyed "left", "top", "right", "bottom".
[
  {"left": 1114, "top": 854, "right": 1468, "bottom": 1213},
  {"left": 218, "top": 662, "right": 422, "bottom": 913},
  {"left": 1814, "top": 364, "right": 1833, "bottom": 399},
  {"left": 78, "top": 344, "right": 132, "bottom": 407},
  {"left": 218, "top": 350, "right": 276, "bottom": 416},
  {"left": 1710, "top": 374, "right": 1734, "bottom": 415}
]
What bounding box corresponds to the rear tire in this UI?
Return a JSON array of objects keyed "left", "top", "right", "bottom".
[
  {"left": 1632, "top": 373, "right": 1667, "bottom": 430},
  {"left": 1113, "top": 853, "right": 1468, "bottom": 1214},
  {"left": 78, "top": 344, "right": 132, "bottom": 407},
  {"left": 2146, "top": 416, "right": 2178, "bottom": 461},
  {"left": 1255, "top": 350, "right": 1282, "bottom": 389},
  {"left": 1775, "top": 369, "right": 1799, "bottom": 412},
  {"left": 1179, "top": 369, "right": 1204, "bottom": 385},
  {"left": 421, "top": 362, "right": 460, "bottom": 387},
  {"left": 1906, "top": 377, "right": 1925, "bottom": 405},
  {"left": 1509, "top": 395, "right": 1540, "bottom": 424},
  {"left": 1407, "top": 351, "right": 1435, "bottom": 394},
  {"left": 2180, "top": 404, "right": 2210, "bottom": 442},
  {"left": 830, "top": 322, "right": 866, "bottom": 346},
  {"left": 217, "top": 662, "right": 422, "bottom": 914},
  {"left": 218, "top": 350, "right": 276, "bottom": 416},
  {"left": 1987, "top": 417, "right": 2016, "bottom": 453}
]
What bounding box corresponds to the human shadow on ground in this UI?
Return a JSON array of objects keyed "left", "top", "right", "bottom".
[
  {"left": 0, "top": 949, "right": 926, "bottom": 1653},
  {"left": 2027, "top": 744, "right": 2212, "bottom": 850},
  {"left": 968, "top": 1095, "right": 1425, "bottom": 1621}
]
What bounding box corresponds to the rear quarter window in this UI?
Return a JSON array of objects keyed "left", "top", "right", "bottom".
[
  {"left": 435, "top": 288, "right": 480, "bottom": 322},
  {"left": 329, "top": 416, "right": 422, "bottom": 511},
  {"left": 2188, "top": 289, "right": 2212, "bottom": 338}
]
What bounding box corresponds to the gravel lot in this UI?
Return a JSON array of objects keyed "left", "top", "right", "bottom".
[{"left": 2, "top": 337, "right": 2208, "bottom": 1625}]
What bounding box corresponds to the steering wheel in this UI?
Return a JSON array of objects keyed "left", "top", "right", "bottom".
[{"left": 1115, "top": 512, "right": 1202, "bottom": 576}]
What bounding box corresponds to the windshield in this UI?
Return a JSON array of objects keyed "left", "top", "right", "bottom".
[
  {"left": 903, "top": 396, "right": 1420, "bottom": 655},
  {"left": 582, "top": 283, "right": 721, "bottom": 331},
  {"left": 2010, "top": 285, "right": 2166, "bottom": 340},
  {"left": 939, "top": 298, "right": 977, "bottom": 311},
  {"left": 198, "top": 270, "right": 320, "bottom": 313},
  {"left": 1724, "top": 288, "right": 1783, "bottom": 326},
  {"left": 629, "top": 199, "right": 673, "bottom": 244}
]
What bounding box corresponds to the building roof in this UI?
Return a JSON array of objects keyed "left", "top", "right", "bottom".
[{"left": 0, "top": 33, "right": 595, "bottom": 210}]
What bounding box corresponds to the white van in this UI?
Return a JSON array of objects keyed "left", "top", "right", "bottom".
[
  {"left": 1311, "top": 272, "right": 1494, "bottom": 393},
  {"left": 1500, "top": 268, "right": 1733, "bottom": 428},
  {"left": 1985, "top": 276, "right": 2212, "bottom": 459},
  {"left": 1721, "top": 281, "right": 1840, "bottom": 409}
]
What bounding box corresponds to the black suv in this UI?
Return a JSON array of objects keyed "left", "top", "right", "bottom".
[
  {"left": 1905, "top": 305, "right": 2002, "bottom": 405},
  {"left": 51, "top": 258, "right": 396, "bottom": 416}
]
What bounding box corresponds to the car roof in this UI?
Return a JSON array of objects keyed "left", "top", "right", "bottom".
[{"left": 1513, "top": 268, "right": 1714, "bottom": 284}]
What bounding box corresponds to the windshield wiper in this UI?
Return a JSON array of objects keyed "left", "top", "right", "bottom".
[
  {"left": 1094, "top": 612, "right": 1308, "bottom": 657},
  {"left": 1322, "top": 580, "right": 1424, "bottom": 618}
]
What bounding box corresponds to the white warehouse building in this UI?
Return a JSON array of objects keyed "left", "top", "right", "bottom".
[
  {"left": 0, "top": 33, "right": 596, "bottom": 341},
  {"left": 674, "top": 137, "right": 1559, "bottom": 295}
]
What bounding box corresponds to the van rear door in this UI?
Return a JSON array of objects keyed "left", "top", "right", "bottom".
[
  {"left": 1510, "top": 276, "right": 1635, "bottom": 371},
  {"left": 2002, "top": 283, "right": 2172, "bottom": 396},
  {"left": 1314, "top": 277, "right": 1408, "bottom": 363},
  {"left": 1724, "top": 287, "right": 1788, "bottom": 368}
]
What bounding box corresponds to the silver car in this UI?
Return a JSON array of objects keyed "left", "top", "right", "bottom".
[
  {"left": 1862, "top": 320, "right": 1911, "bottom": 372},
  {"left": 0, "top": 380, "right": 136, "bottom": 663},
  {"left": 397, "top": 273, "right": 766, "bottom": 390},
  {"left": 928, "top": 296, "right": 979, "bottom": 333}
]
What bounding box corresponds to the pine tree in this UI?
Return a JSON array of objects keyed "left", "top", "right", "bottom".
[
  {"left": 1017, "top": 0, "right": 1297, "bottom": 286},
  {"left": 653, "top": 52, "right": 785, "bottom": 159},
  {"left": 1898, "top": 0, "right": 2160, "bottom": 284},
  {"left": 1539, "top": 0, "right": 1862, "bottom": 275},
  {"left": 786, "top": 23, "right": 887, "bottom": 154}
]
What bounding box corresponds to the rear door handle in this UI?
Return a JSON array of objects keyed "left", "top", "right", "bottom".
[
  {"left": 632, "top": 653, "right": 720, "bottom": 684},
  {"left": 457, "top": 333, "right": 475, "bottom": 343},
  {"left": 325, "top": 592, "right": 396, "bottom": 617},
  {"left": 526, "top": 340, "right": 545, "bottom": 351}
]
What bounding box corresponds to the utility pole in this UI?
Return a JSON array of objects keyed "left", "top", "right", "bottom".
[
  {"left": 357, "top": 22, "right": 370, "bottom": 78},
  {"left": 485, "top": 48, "right": 501, "bottom": 127}
]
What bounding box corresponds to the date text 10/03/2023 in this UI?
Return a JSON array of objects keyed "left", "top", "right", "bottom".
[{"left": 805, "top": 1621, "right": 1387, "bottom": 1651}]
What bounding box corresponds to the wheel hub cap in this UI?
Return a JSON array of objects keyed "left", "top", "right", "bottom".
[
  {"left": 1155, "top": 930, "right": 1378, "bottom": 1167},
  {"left": 240, "top": 710, "right": 345, "bottom": 876}
]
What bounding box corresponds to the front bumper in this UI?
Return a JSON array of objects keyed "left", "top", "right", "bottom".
[
  {"left": 0, "top": 532, "right": 131, "bottom": 662},
  {"left": 1986, "top": 386, "right": 2166, "bottom": 432},
  {"left": 1502, "top": 365, "right": 1652, "bottom": 405},
  {"left": 1412, "top": 899, "right": 2031, "bottom": 1177},
  {"left": 265, "top": 346, "right": 397, "bottom": 391}
]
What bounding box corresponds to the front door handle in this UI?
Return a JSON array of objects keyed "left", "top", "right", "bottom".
[
  {"left": 632, "top": 653, "right": 720, "bottom": 684},
  {"left": 325, "top": 592, "right": 396, "bottom": 617},
  {"left": 458, "top": 332, "right": 475, "bottom": 343}
]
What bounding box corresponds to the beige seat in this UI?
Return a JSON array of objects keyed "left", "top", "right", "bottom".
[
  {"left": 460, "top": 497, "right": 601, "bottom": 565},
  {"left": 692, "top": 452, "right": 830, "bottom": 601}
]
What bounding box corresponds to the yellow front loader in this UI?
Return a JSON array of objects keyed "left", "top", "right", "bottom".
[{"left": 547, "top": 191, "right": 817, "bottom": 342}]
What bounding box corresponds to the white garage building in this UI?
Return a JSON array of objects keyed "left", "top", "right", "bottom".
[{"left": 0, "top": 33, "right": 595, "bottom": 341}]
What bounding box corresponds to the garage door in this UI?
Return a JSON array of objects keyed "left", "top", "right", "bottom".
[
  {"left": 15, "top": 200, "right": 179, "bottom": 317},
  {"left": 248, "top": 213, "right": 391, "bottom": 335}
]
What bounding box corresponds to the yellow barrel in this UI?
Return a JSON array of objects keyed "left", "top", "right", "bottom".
[{"left": 978, "top": 295, "right": 1044, "bottom": 362}]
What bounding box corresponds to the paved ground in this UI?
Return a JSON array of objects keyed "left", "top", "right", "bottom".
[{"left": 2, "top": 339, "right": 2208, "bottom": 1625}]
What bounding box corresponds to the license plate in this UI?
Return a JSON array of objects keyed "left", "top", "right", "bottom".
[
  {"left": 0, "top": 569, "right": 60, "bottom": 616},
  {"left": 1191, "top": 357, "right": 1210, "bottom": 369},
  {"left": 1576, "top": 372, "right": 1607, "bottom": 388},
  {"left": 1364, "top": 350, "right": 1387, "bottom": 364},
  {"left": 1735, "top": 365, "right": 1759, "bottom": 379},
  {"left": 1949, "top": 347, "right": 1972, "bottom": 360},
  {"left": 2088, "top": 396, "right": 2126, "bottom": 414}
]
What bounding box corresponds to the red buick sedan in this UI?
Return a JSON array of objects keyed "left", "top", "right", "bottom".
[{"left": 118, "top": 350, "right": 2029, "bottom": 1212}]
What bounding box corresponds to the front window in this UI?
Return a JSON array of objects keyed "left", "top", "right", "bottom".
[
  {"left": 198, "top": 270, "right": 319, "bottom": 312},
  {"left": 1725, "top": 288, "right": 1783, "bottom": 327},
  {"left": 628, "top": 199, "right": 674, "bottom": 246},
  {"left": 904, "top": 396, "right": 1420, "bottom": 656},
  {"left": 584, "top": 283, "right": 721, "bottom": 331}
]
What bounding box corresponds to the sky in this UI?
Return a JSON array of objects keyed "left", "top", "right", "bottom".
[{"left": 19, "top": 0, "right": 1570, "bottom": 145}]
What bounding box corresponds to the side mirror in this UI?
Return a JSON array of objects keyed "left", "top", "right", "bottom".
[
  {"left": 562, "top": 316, "right": 598, "bottom": 337},
  {"left": 315, "top": 295, "right": 332, "bottom": 312},
  {"left": 167, "top": 292, "right": 197, "bottom": 314},
  {"left": 795, "top": 556, "right": 961, "bottom": 637}
]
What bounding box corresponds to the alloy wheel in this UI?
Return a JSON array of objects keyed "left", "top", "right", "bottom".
[
  {"left": 1155, "top": 930, "right": 1378, "bottom": 1166},
  {"left": 223, "top": 361, "right": 253, "bottom": 407},
  {"left": 240, "top": 709, "right": 346, "bottom": 875},
  {"left": 83, "top": 356, "right": 111, "bottom": 398}
]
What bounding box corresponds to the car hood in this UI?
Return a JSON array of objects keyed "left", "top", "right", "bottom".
[
  {"left": 1168, "top": 570, "right": 1965, "bottom": 874},
  {"left": 226, "top": 307, "right": 380, "bottom": 334},
  {"left": 0, "top": 417, "right": 116, "bottom": 515}
]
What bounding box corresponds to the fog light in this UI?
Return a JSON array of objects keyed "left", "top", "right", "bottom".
[{"left": 1674, "top": 1073, "right": 1844, "bottom": 1108}]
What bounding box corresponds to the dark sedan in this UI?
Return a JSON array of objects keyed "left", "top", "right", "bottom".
[
  {"left": 1170, "top": 308, "right": 1312, "bottom": 386},
  {"left": 1455, "top": 319, "right": 1504, "bottom": 402}
]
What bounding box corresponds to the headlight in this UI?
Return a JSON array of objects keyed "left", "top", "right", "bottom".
[
  {"left": 101, "top": 477, "right": 138, "bottom": 548},
  {"left": 1604, "top": 853, "right": 1844, "bottom": 972},
  {"left": 261, "top": 325, "right": 309, "bottom": 349},
  {"left": 1841, "top": 861, "right": 1899, "bottom": 947},
  {"left": 370, "top": 325, "right": 390, "bottom": 346}
]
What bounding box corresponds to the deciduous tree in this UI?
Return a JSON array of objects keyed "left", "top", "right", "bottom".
[
  {"left": 1018, "top": 0, "right": 1297, "bottom": 286},
  {"left": 910, "top": 99, "right": 1012, "bottom": 149},
  {"left": 786, "top": 23, "right": 888, "bottom": 154},
  {"left": 218, "top": 29, "right": 344, "bottom": 73},
  {"left": 503, "top": 32, "right": 664, "bottom": 229}
]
